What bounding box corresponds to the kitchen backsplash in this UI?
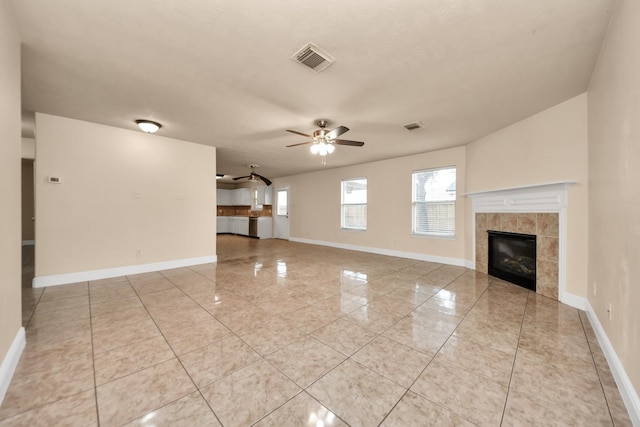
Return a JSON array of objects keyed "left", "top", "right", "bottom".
[{"left": 216, "top": 205, "right": 272, "bottom": 217}]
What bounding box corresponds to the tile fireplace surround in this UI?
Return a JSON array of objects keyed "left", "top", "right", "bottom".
[
  {"left": 476, "top": 212, "right": 559, "bottom": 299},
  {"left": 468, "top": 182, "right": 575, "bottom": 304}
]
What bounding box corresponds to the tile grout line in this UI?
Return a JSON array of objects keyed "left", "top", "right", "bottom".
[
  {"left": 578, "top": 310, "right": 617, "bottom": 425},
  {"left": 87, "top": 280, "right": 102, "bottom": 426},
  {"left": 176, "top": 264, "right": 352, "bottom": 426},
  {"left": 498, "top": 289, "right": 531, "bottom": 426},
  {"left": 393, "top": 275, "right": 501, "bottom": 425},
  {"left": 23, "top": 286, "right": 45, "bottom": 330},
  {"left": 126, "top": 272, "right": 226, "bottom": 426},
  {"left": 375, "top": 271, "right": 484, "bottom": 425},
  {"left": 238, "top": 266, "right": 435, "bottom": 425}
]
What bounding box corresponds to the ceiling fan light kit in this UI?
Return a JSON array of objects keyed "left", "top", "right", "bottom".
[
  {"left": 286, "top": 119, "right": 364, "bottom": 163},
  {"left": 310, "top": 142, "right": 335, "bottom": 156}
]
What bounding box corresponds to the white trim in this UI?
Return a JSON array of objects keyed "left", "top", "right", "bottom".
[
  {"left": 585, "top": 300, "right": 640, "bottom": 425},
  {"left": 32, "top": 255, "right": 217, "bottom": 288},
  {"left": 290, "top": 237, "right": 466, "bottom": 267},
  {"left": 464, "top": 181, "right": 577, "bottom": 198},
  {"left": 0, "top": 327, "right": 25, "bottom": 406},
  {"left": 467, "top": 181, "right": 576, "bottom": 305},
  {"left": 21, "top": 240, "right": 34, "bottom": 246},
  {"left": 560, "top": 292, "right": 586, "bottom": 311}
]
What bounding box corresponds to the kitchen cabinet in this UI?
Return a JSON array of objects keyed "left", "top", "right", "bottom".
[
  {"left": 264, "top": 187, "right": 272, "bottom": 205},
  {"left": 217, "top": 215, "right": 270, "bottom": 237},
  {"left": 216, "top": 217, "right": 230, "bottom": 234},
  {"left": 228, "top": 217, "right": 249, "bottom": 235},
  {"left": 231, "top": 188, "right": 251, "bottom": 206},
  {"left": 217, "top": 187, "right": 270, "bottom": 206},
  {"left": 258, "top": 217, "right": 272, "bottom": 239},
  {"left": 257, "top": 186, "right": 272, "bottom": 205},
  {"left": 216, "top": 189, "right": 232, "bottom": 206}
]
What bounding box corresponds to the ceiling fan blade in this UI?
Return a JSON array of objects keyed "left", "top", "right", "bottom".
[
  {"left": 254, "top": 173, "right": 272, "bottom": 186},
  {"left": 286, "top": 129, "right": 313, "bottom": 138},
  {"left": 286, "top": 141, "right": 314, "bottom": 147},
  {"left": 326, "top": 126, "right": 349, "bottom": 140},
  {"left": 233, "top": 175, "right": 251, "bottom": 181},
  {"left": 333, "top": 139, "right": 365, "bottom": 147}
]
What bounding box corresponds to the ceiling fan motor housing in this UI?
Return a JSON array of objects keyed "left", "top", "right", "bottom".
[{"left": 313, "top": 129, "right": 328, "bottom": 140}]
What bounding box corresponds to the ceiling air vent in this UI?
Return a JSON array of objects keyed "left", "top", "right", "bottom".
[
  {"left": 403, "top": 121, "right": 425, "bottom": 131},
  {"left": 291, "top": 43, "right": 335, "bottom": 73}
]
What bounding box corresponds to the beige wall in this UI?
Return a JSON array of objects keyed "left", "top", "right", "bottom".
[
  {"left": 465, "top": 94, "right": 589, "bottom": 297},
  {"left": 35, "top": 114, "right": 216, "bottom": 277},
  {"left": 21, "top": 160, "right": 35, "bottom": 241},
  {"left": 0, "top": 0, "right": 23, "bottom": 373},
  {"left": 274, "top": 146, "right": 467, "bottom": 262},
  {"left": 587, "top": 0, "right": 640, "bottom": 396}
]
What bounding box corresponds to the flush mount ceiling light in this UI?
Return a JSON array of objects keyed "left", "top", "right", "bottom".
[{"left": 135, "top": 120, "right": 162, "bottom": 133}]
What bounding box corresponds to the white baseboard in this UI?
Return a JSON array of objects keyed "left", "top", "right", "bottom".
[
  {"left": 559, "top": 292, "right": 586, "bottom": 311},
  {"left": 0, "top": 327, "right": 25, "bottom": 407},
  {"left": 32, "top": 255, "right": 217, "bottom": 288},
  {"left": 289, "top": 237, "right": 467, "bottom": 267},
  {"left": 585, "top": 300, "right": 640, "bottom": 426},
  {"left": 21, "top": 240, "right": 34, "bottom": 246}
]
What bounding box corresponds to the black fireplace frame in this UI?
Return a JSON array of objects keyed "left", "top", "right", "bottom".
[{"left": 487, "top": 230, "right": 536, "bottom": 291}]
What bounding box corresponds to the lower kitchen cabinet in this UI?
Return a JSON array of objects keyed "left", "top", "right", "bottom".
[
  {"left": 216, "top": 217, "right": 230, "bottom": 234},
  {"left": 258, "top": 217, "right": 272, "bottom": 239},
  {"left": 217, "top": 216, "right": 271, "bottom": 238}
]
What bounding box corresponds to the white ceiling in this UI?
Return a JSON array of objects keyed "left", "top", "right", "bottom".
[{"left": 10, "top": 0, "right": 614, "bottom": 182}]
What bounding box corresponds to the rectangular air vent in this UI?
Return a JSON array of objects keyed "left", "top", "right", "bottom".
[
  {"left": 291, "top": 42, "right": 335, "bottom": 73},
  {"left": 403, "top": 121, "right": 425, "bottom": 131}
]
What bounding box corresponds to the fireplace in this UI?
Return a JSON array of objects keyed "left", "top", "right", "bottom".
[
  {"left": 469, "top": 182, "right": 575, "bottom": 302},
  {"left": 488, "top": 230, "right": 536, "bottom": 291}
]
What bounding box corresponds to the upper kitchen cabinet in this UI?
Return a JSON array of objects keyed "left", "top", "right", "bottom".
[
  {"left": 231, "top": 188, "right": 251, "bottom": 206},
  {"left": 257, "top": 186, "right": 272, "bottom": 205},
  {"left": 217, "top": 187, "right": 270, "bottom": 206},
  {"left": 216, "top": 188, "right": 232, "bottom": 206}
]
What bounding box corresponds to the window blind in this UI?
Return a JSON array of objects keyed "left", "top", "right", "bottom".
[{"left": 412, "top": 167, "right": 456, "bottom": 237}]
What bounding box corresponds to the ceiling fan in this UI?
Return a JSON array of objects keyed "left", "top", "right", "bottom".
[
  {"left": 286, "top": 119, "right": 365, "bottom": 156},
  {"left": 233, "top": 164, "right": 272, "bottom": 186}
]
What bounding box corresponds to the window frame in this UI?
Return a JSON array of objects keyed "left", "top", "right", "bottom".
[
  {"left": 341, "top": 177, "right": 367, "bottom": 231},
  {"left": 411, "top": 166, "right": 457, "bottom": 238},
  {"left": 276, "top": 189, "right": 288, "bottom": 217}
]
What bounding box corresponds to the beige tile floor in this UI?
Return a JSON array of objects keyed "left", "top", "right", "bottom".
[{"left": 1, "top": 235, "right": 632, "bottom": 426}]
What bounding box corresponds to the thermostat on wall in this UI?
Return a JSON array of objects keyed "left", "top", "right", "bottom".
[{"left": 47, "top": 176, "right": 62, "bottom": 184}]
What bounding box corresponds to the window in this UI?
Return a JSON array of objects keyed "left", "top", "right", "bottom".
[
  {"left": 276, "top": 189, "right": 288, "bottom": 216},
  {"left": 341, "top": 178, "right": 367, "bottom": 230},
  {"left": 250, "top": 188, "right": 262, "bottom": 211},
  {"left": 412, "top": 167, "right": 456, "bottom": 237}
]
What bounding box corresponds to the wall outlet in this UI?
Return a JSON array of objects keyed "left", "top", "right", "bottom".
[
  {"left": 136, "top": 249, "right": 141, "bottom": 257},
  {"left": 133, "top": 191, "right": 142, "bottom": 199}
]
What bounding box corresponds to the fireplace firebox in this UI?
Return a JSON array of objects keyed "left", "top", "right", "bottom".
[{"left": 488, "top": 230, "right": 536, "bottom": 291}]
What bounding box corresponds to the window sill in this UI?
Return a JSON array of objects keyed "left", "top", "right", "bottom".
[
  {"left": 342, "top": 228, "right": 367, "bottom": 232},
  {"left": 411, "top": 233, "right": 456, "bottom": 240}
]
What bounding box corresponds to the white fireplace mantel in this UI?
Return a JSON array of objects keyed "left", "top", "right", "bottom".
[
  {"left": 466, "top": 181, "right": 576, "bottom": 212},
  {"left": 467, "top": 181, "right": 579, "bottom": 308}
]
